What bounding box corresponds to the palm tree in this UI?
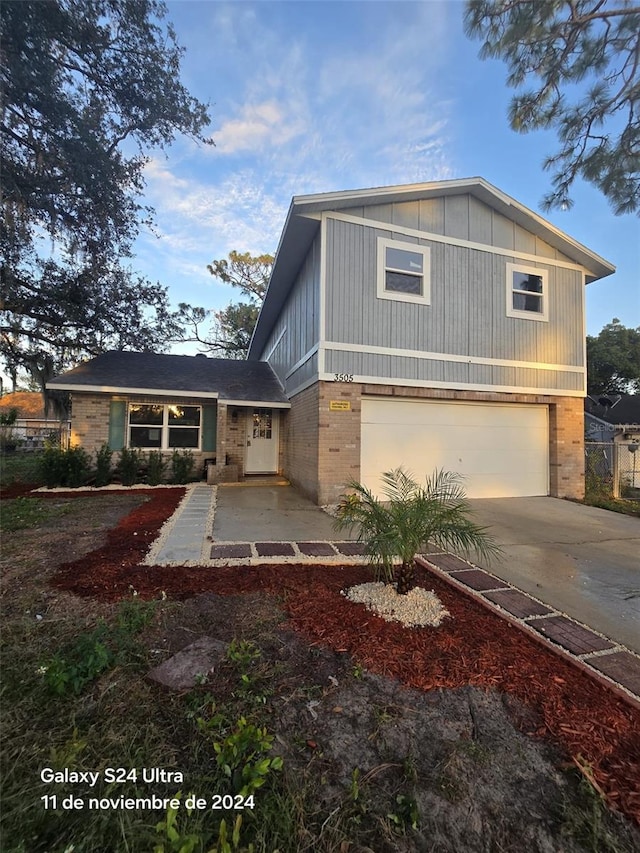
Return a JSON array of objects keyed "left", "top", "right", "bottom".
[{"left": 334, "top": 467, "right": 501, "bottom": 594}]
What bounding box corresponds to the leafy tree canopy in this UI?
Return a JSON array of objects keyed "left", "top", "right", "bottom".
[
  {"left": 184, "top": 251, "right": 273, "bottom": 359},
  {"left": 1, "top": 0, "right": 211, "bottom": 394},
  {"left": 587, "top": 318, "right": 640, "bottom": 393},
  {"left": 464, "top": 1, "right": 640, "bottom": 215}
]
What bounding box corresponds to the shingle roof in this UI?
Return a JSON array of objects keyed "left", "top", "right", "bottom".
[
  {"left": 585, "top": 394, "right": 640, "bottom": 427},
  {"left": 47, "top": 351, "right": 290, "bottom": 406}
]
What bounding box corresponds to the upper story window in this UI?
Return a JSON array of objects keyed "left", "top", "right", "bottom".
[
  {"left": 506, "top": 262, "right": 549, "bottom": 322},
  {"left": 377, "top": 237, "right": 431, "bottom": 305},
  {"left": 129, "top": 404, "right": 201, "bottom": 449}
]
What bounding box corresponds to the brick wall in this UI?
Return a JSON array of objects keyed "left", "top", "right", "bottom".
[
  {"left": 281, "top": 383, "right": 320, "bottom": 501},
  {"left": 69, "top": 394, "right": 111, "bottom": 454},
  {"left": 289, "top": 382, "right": 585, "bottom": 505},
  {"left": 317, "top": 382, "right": 361, "bottom": 505},
  {"left": 549, "top": 397, "right": 585, "bottom": 499}
]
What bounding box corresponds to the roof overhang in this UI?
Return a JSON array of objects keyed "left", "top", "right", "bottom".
[{"left": 249, "top": 177, "right": 616, "bottom": 359}]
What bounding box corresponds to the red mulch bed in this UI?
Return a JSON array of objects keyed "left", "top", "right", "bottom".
[{"left": 49, "top": 488, "right": 640, "bottom": 825}]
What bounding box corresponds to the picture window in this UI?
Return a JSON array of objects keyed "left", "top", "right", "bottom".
[{"left": 128, "top": 404, "right": 201, "bottom": 449}]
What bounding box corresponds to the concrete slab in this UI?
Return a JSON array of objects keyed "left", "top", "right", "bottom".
[
  {"left": 466, "top": 497, "right": 640, "bottom": 653},
  {"left": 212, "top": 484, "right": 352, "bottom": 542}
]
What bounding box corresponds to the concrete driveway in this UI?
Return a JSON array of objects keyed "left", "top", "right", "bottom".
[{"left": 467, "top": 498, "right": 640, "bottom": 653}]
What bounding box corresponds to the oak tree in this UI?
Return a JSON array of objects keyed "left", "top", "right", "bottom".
[
  {"left": 1, "top": 0, "right": 211, "bottom": 394},
  {"left": 587, "top": 318, "right": 640, "bottom": 393}
]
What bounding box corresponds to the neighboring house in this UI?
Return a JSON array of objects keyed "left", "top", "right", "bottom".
[
  {"left": 585, "top": 395, "right": 640, "bottom": 443},
  {"left": 584, "top": 395, "right": 640, "bottom": 492},
  {"left": 48, "top": 177, "right": 615, "bottom": 502}
]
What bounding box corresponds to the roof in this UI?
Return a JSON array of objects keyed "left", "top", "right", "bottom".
[
  {"left": 248, "top": 177, "right": 616, "bottom": 359},
  {"left": 0, "top": 391, "right": 45, "bottom": 419},
  {"left": 46, "top": 351, "right": 290, "bottom": 407},
  {"left": 585, "top": 394, "right": 640, "bottom": 428}
]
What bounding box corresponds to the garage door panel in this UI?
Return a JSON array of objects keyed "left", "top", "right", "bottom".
[{"left": 361, "top": 399, "right": 548, "bottom": 499}]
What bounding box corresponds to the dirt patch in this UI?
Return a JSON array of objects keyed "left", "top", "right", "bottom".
[{"left": 2, "top": 489, "right": 639, "bottom": 850}]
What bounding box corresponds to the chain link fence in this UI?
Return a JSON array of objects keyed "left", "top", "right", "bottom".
[{"left": 585, "top": 441, "right": 640, "bottom": 499}]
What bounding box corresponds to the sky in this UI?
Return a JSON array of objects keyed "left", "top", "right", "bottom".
[{"left": 135, "top": 0, "right": 639, "bottom": 348}]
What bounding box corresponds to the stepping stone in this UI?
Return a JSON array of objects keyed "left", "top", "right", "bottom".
[
  {"left": 210, "top": 543, "right": 252, "bottom": 559},
  {"left": 255, "top": 542, "right": 296, "bottom": 557},
  {"left": 585, "top": 651, "right": 640, "bottom": 697},
  {"left": 484, "top": 589, "right": 553, "bottom": 619},
  {"left": 147, "top": 637, "right": 228, "bottom": 690},
  {"left": 297, "top": 542, "right": 336, "bottom": 556},
  {"left": 529, "top": 615, "right": 615, "bottom": 656},
  {"left": 449, "top": 569, "right": 507, "bottom": 592},
  {"left": 427, "top": 554, "right": 473, "bottom": 573},
  {"left": 333, "top": 542, "right": 367, "bottom": 556}
]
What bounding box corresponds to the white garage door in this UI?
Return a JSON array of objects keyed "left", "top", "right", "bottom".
[{"left": 361, "top": 399, "right": 549, "bottom": 499}]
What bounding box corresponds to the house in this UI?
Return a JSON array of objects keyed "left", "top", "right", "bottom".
[
  {"left": 585, "top": 394, "right": 640, "bottom": 444},
  {"left": 48, "top": 177, "right": 615, "bottom": 502},
  {"left": 584, "top": 395, "right": 640, "bottom": 493}
]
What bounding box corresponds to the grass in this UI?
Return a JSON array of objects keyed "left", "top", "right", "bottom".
[
  {"left": 582, "top": 492, "right": 640, "bottom": 517},
  {"left": 0, "top": 496, "right": 73, "bottom": 532},
  {"left": 0, "top": 452, "right": 45, "bottom": 488}
]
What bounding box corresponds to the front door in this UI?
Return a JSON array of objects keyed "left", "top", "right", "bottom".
[{"left": 245, "top": 408, "right": 279, "bottom": 473}]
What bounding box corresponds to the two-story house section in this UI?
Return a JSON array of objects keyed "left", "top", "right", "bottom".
[{"left": 248, "top": 178, "right": 615, "bottom": 505}]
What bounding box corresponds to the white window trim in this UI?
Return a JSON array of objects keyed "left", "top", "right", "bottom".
[
  {"left": 128, "top": 403, "right": 202, "bottom": 451},
  {"left": 506, "top": 262, "right": 549, "bottom": 322},
  {"left": 377, "top": 237, "right": 431, "bottom": 305}
]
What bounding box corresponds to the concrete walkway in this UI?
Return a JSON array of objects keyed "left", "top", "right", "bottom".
[{"left": 148, "top": 484, "right": 215, "bottom": 564}]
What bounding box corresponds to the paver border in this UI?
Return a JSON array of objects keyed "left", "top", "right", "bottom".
[{"left": 415, "top": 554, "right": 640, "bottom": 710}]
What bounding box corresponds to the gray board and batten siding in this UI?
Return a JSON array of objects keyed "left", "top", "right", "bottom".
[
  {"left": 323, "top": 212, "right": 586, "bottom": 394},
  {"left": 255, "top": 185, "right": 610, "bottom": 398},
  {"left": 260, "top": 231, "right": 321, "bottom": 395}
]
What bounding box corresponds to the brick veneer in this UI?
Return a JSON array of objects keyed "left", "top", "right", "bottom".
[
  {"left": 280, "top": 383, "right": 321, "bottom": 500},
  {"left": 69, "top": 394, "right": 111, "bottom": 452},
  {"left": 286, "top": 382, "right": 585, "bottom": 505}
]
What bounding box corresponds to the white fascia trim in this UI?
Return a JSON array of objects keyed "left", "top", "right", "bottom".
[
  {"left": 324, "top": 341, "right": 585, "bottom": 374},
  {"left": 319, "top": 372, "right": 586, "bottom": 398},
  {"left": 263, "top": 326, "right": 287, "bottom": 361},
  {"left": 224, "top": 399, "right": 291, "bottom": 409},
  {"left": 327, "top": 211, "right": 588, "bottom": 275},
  {"left": 49, "top": 384, "right": 220, "bottom": 399},
  {"left": 284, "top": 343, "right": 319, "bottom": 380}
]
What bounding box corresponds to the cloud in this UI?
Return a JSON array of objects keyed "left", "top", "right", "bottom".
[{"left": 214, "top": 100, "right": 306, "bottom": 154}]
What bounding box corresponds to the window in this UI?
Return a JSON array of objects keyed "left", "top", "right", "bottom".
[
  {"left": 252, "top": 408, "right": 272, "bottom": 440},
  {"left": 506, "top": 263, "right": 548, "bottom": 321},
  {"left": 377, "top": 237, "right": 431, "bottom": 304},
  {"left": 128, "top": 404, "right": 201, "bottom": 449}
]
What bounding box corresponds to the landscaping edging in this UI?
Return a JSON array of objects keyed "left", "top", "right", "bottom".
[{"left": 416, "top": 554, "right": 640, "bottom": 710}]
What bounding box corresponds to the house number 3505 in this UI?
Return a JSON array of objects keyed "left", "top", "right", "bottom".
[{"left": 334, "top": 373, "right": 354, "bottom": 382}]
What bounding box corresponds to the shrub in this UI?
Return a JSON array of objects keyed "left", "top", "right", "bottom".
[
  {"left": 147, "top": 450, "right": 166, "bottom": 486},
  {"left": 117, "top": 447, "right": 142, "bottom": 486},
  {"left": 39, "top": 445, "right": 91, "bottom": 488},
  {"left": 171, "top": 449, "right": 195, "bottom": 484},
  {"left": 94, "top": 443, "right": 113, "bottom": 487}
]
